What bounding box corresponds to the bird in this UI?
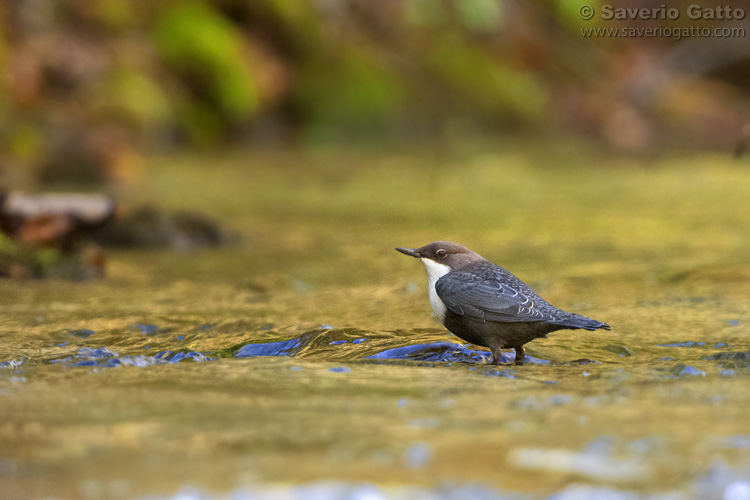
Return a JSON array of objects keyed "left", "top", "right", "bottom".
[{"left": 396, "top": 241, "right": 610, "bottom": 364}]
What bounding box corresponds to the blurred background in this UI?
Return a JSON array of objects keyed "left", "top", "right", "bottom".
[{"left": 1, "top": 0, "right": 749, "bottom": 190}]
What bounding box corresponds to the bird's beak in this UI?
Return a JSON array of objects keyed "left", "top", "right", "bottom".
[{"left": 395, "top": 247, "right": 420, "bottom": 258}]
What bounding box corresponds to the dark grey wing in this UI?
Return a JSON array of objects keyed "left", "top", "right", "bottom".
[{"left": 435, "top": 270, "right": 554, "bottom": 323}]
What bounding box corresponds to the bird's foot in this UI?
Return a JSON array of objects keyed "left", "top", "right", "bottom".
[
  {"left": 489, "top": 350, "right": 506, "bottom": 365},
  {"left": 489, "top": 347, "right": 526, "bottom": 365}
]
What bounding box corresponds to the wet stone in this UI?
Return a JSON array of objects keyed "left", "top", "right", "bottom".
[
  {"left": 568, "top": 359, "right": 601, "bottom": 365},
  {"left": 673, "top": 365, "right": 706, "bottom": 377},
  {"left": 704, "top": 352, "right": 750, "bottom": 369},
  {"left": 0, "top": 359, "right": 23, "bottom": 369},
  {"left": 366, "top": 341, "right": 489, "bottom": 364},
  {"left": 167, "top": 352, "right": 211, "bottom": 363}
]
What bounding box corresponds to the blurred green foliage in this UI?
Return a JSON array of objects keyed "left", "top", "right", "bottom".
[
  {"left": 294, "top": 47, "right": 407, "bottom": 139},
  {"left": 154, "top": 1, "right": 260, "bottom": 142},
  {"left": 0, "top": 233, "right": 60, "bottom": 279},
  {"left": 0, "top": 0, "right": 748, "bottom": 185}
]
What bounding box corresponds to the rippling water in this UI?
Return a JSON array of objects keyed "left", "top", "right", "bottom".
[{"left": 1, "top": 151, "right": 750, "bottom": 500}]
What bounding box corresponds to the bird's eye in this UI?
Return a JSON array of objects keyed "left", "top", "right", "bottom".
[{"left": 436, "top": 249, "right": 448, "bottom": 259}]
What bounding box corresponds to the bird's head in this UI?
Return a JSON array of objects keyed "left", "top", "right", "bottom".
[{"left": 396, "top": 241, "right": 484, "bottom": 273}]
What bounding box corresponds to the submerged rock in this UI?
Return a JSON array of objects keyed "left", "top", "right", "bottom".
[
  {"left": 366, "top": 341, "right": 491, "bottom": 363},
  {"left": 674, "top": 365, "right": 707, "bottom": 377},
  {"left": 705, "top": 352, "right": 750, "bottom": 369}
]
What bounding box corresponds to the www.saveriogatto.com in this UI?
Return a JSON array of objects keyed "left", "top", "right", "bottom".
[{"left": 578, "top": 4, "right": 746, "bottom": 40}]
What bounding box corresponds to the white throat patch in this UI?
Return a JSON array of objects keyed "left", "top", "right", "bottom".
[{"left": 420, "top": 258, "right": 451, "bottom": 323}]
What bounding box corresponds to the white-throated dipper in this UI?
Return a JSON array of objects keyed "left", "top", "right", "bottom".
[{"left": 396, "top": 241, "right": 610, "bottom": 364}]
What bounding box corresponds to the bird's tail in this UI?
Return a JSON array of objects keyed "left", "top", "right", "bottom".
[{"left": 552, "top": 312, "right": 611, "bottom": 331}]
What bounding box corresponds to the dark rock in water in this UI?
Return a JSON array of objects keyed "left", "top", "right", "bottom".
[
  {"left": 0, "top": 191, "right": 113, "bottom": 280},
  {"left": 672, "top": 364, "right": 706, "bottom": 377},
  {"left": 366, "top": 341, "right": 492, "bottom": 364},
  {"left": 568, "top": 359, "right": 601, "bottom": 365},
  {"left": 0, "top": 359, "right": 24, "bottom": 370},
  {"left": 92, "top": 205, "right": 234, "bottom": 251},
  {"left": 704, "top": 351, "right": 750, "bottom": 369}
]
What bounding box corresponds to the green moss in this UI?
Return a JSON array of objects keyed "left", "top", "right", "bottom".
[
  {"left": 429, "top": 35, "right": 547, "bottom": 119},
  {"left": 153, "top": 1, "right": 259, "bottom": 120},
  {"left": 294, "top": 47, "right": 407, "bottom": 138},
  {"left": 94, "top": 67, "right": 173, "bottom": 127}
]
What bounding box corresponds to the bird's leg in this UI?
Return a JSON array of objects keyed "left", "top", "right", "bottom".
[
  {"left": 490, "top": 348, "right": 505, "bottom": 365},
  {"left": 514, "top": 346, "right": 526, "bottom": 365}
]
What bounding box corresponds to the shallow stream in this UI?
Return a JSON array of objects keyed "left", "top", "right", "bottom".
[{"left": 2, "top": 148, "right": 749, "bottom": 499}]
